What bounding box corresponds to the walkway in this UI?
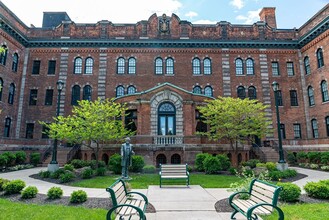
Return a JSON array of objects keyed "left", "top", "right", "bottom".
[{"left": 1, "top": 167, "right": 329, "bottom": 220}]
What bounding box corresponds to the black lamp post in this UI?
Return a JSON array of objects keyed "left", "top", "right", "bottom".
[
  {"left": 48, "top": 80, "right": 64, "bottom": 172},
  {"left": 271, "top": 81, "right": 286, "bottom": 166}
]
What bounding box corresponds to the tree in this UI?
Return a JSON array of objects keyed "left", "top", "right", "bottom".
[
  {"left": 41, "top": 98, "right": 133, "bottom": 168},
  {"left": 197, "top": 97, "right": 271, "bottom": 151}
]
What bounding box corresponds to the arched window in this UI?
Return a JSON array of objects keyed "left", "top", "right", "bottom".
[
  {"left": 204, "top": 86, "right": 213, "bottom": 97},
  {"left": 73, "top": 57, "right": 82, "bottom": 74},
  {"left": 321, "top": 80, "right": 329, "bottom": 102},
  {"left": 82, "top": 85, "right": 92, "bottom": 101},
  {"left": 311, "top": 119, "right": 319, "bottom": 138},
  {"left": 246, "top": 58, "right": 254, "bottom": 75},
  {"left": 4, "top": 117, "right": 11, "bottom": 137},
  {"left": 317, "top": 48, "right": 324, "bottom": 68},
  {"left": 171, "top": 154, "right": 181, "bottom": 164},
  {"left": 156, "top": 154, "right": 167, "bottom": 167},
  {"left": 192, "top": 58, "right": 201, "bottom": 75},
  {"left": 248, "top": 86, "right": 257, "bottom": 99},
  {"left": 85, "top": 57, "right": 93, "bottom": 74},
  {"left": 304, "top": 56, "right": 311, "bottom": 75},
  {"left": 116, "top": 85, "right": 125, "bottom": 97},
  {"left": 237, "top": 86, "right": 246, "bottom": 99},
  {"left": 235, "top": 58, "right": 243, "bottom": 75},
  {"left": 166, "top": 58, "right": 174, "bottom": 75},
  {"left": 127, "top": 85, "right": 136, "bottom": 94},
  {"left": 117, "top": 57, "right": 125, "bottom": 74},
  {"left": 8, "top": 83, "right": 15, "bottom": 104},
  {"left": 308, "top": 86, "right": 315, "bottom": 106},
  {"left": 0, "top": 78, "right": 3, "bottom": 101},
  {"left": 155, "top": 57, "right": 163, "bottom": 74},
  {"left": 0, "top": 45, "right": 7, "bottom": 65},
  {"left": 158, "top": 102, "right": 176, "bottom": 135},
  {"left": 71, "top": 85, "right": 80, "bottom": 105},
  {"left": 193, "top": 86, "right": 202, "bottom": 94},
  {"left": 128, "top": 57, "right": 136, "bottom": 74},
  {"left": 203, "top": 58, "right": 212, "bottom": 75},
  {"left": 326, "top": 116, "right": 329, "bottom": 137},
  {"left": 12, "top": 53, "right": 18, "bottom": 72}
]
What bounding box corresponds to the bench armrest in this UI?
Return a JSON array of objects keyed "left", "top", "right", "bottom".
[
  {"left": 228, "top": 191, "right": 250, "bottom": 204},
  {"left": 186, "top": 171, "right": 190, "bottom": 176},
  {"left": 127, "top": 191, "right": 149, "bottom": 205},
  {"left": 159, "top": 171, "right": 162, "bottom": 175},
  {"left": 247, "top": 203, "right": 284, "bottom": 220},
  {"left": 106, "top": 204, "right": 146, "bottom": 220}
]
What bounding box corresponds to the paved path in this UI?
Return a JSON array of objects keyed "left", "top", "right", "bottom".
[{"left": 1, "top": 166, "right": 329, "bottom": 219}]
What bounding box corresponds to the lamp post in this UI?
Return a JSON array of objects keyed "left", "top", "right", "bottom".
[
  {"left": 271, "top": 81, "right": 288, "bottom": 171},
  {"left": 48, "top": 80, "right": 64, "bottom": 172}
]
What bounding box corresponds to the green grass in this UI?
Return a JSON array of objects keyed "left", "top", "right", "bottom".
[
  {"left": 0, "top": 198, "right": 107, "bottom": 220},
  {"left": 263, "top": 203, "right": 329, "bottom": 220},
  {"left": 69, "top": 173, "right": 240, "bottom": 189}
]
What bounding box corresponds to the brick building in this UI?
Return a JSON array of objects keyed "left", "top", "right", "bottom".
[{"left": 0, "top": 2, "right": 328, "bottom": 166}]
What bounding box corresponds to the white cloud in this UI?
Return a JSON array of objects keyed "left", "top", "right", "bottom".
[
  {"left": 236, "top": 9, "right": 261, "bottom": 24},
  {"left": 229, "top": 0, "right": 245, "bottom": 10},
  {"left": 192, "top": 19, "right": 217, "bottom": 24},
  {"left": 185, "top": 11, "right": 198, "bottom": 19}
]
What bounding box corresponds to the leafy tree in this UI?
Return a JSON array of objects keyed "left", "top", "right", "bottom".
[
  {"left": 197, "top": 97, "right": 271, "bottom": 151},
  {"left": 41, "top": 98, "right": 133, "bottom": 168}
]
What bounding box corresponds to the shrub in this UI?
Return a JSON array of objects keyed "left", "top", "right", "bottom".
[
  {"left": 304, "top": 181, "right": 329, "bottom": 199},
  {"left": 96, "top": 167, "right": 106, "bottom": 176},
  {"left": 81, "top": 168, "right": 94, "bottom": 179},
  {"left": 0, "top": 178, "right": 10, "bottom": 191},
  {"left": 15, "top": 151, "right": 27, "bottom": 164},
  {"left": 108, "top": 154, "right": 122, "bottom": 174},
  {"left": 229, "top": 167, "right": 237, "bottom": 175},
  {"left": 241, "top": 159, "right": 260, "bottom": 169},
  {"left": 320, "top": 152, "right": 329, "bottom": 165},
  {"left": 282, "top": 169, "right": 297, "bottom": 178},
  {"left": 130, "top": 155, "right": 145, "bottom": 173},
  {"left": 60, "top": 172, "right": 75, "bottom": 183},
  {"left": 187, "top": 165, "right": 193, "bottom": 173},
  {"left": 307, "top": 152, "right": 321, "bottom": 164},
  {"left": 2, "top": 152, "right": 16, "bottom": 166},
  {"left": 50, "top": 168, "right": 66, "bottom": 179},
  {"left": 47, "top": 187, "right": 63, "bottom": 200},
  {"left": 277, "top": 182, "right": 301, "bottom": 202},
  {"left": 39, "top": 170, "right": 51, "bottom": 178},
  {"left": 310, "top": 164, "right": 319, "bottom": 169},
  {"left": 3, "top": 179, "right": 26, "bottom": 195},
  {"left": 320, "top": 165, "right": 329, "bottom": 171},
  {"left": 0, "top": 154, "right": 8, "bottom": 167},
  {"left": 265, "top": 162, "right": 277, "bottom": 171},
  {"left": 64, "top": 164, "right": 74, "bottom": 171},
  {"left": 287, "top": 152, "right": 297, "bottom": 165},
  {"left": 143, "top": 165, "right": 156, "bottom": 173},
  {"left": 256, "top": 163, "right": 266, "bottom": 168},
  {"left": 87, "top": 160, "right": 106, "bottom": 169},
  {"left": 70, "top": 159, "right": 87, "bottom": 169},
  {"left": 195, "top": 153, "right": 211, "bottom": 172},
  {"left": 70, "top": 190, "right": 87, "bottom": 203},
  {"left": 21, "top": 186, "right": 38, "bottom": 199},
  {"left": 296, "top": 152, "right": 308, "bottom": 163},
  {"left": 30, "top": 153, "right": 40, "bottom": 166},
  {"left": 269, "top": 170, "right": 283, "bottom": 181},
  {"left": 203, "top": 155, "right": 220, "bottom": 174},
  {"left": 216, "top": 154, "right": 231, "bottom": 171}
]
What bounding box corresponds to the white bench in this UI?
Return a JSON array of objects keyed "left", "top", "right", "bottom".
[{"left": 159, "top": 164, "right": 189, "bottom": 187}]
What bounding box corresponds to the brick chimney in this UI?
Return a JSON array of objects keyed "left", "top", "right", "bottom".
[{"left": 259, "top": 7, "right": 277, "bottom": 28}]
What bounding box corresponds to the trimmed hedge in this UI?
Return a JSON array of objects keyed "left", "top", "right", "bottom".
[
  {"left": 70, "top": 190, "right": 87, "bottom": 203},
  {"left": 277, "top": 182, "right": 301, "bottom": 202},
  {"left": 304, "top": 180, "right": 329, "bottom": 199},
  {"left": 195, "top": 153, "right": 211, "bottom": 172},
  {"left": 143, "top": 165, "right": 156, "bottom": 173},
  {"left": 130, "top": 155, "right": 145, "bottom": 173},
  {"left": 108, "top": 154, "right": 121, "bottom": 174},
  {"left": 47, "top": 187, "right": 63, "bottom": 200},
  {"left": 21, "top": 186, "right": 38, "bottom": 199},
  {"left": 3, "top": 179, "right": 26, "bottom": 195}
]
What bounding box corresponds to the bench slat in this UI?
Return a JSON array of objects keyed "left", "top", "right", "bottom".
[
  {"left": 251, "top": 190, "right": 273, "bottom": 205},
  {"left": 254, "top": 181, "right": 278, "bottom": 193},
  {"left": 233, "top": 199, "right": 271, "bottom": 215}
]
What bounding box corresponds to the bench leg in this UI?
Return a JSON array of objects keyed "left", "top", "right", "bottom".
[{"left": 230, "top": 210, "right": 238, "bottom": 219}]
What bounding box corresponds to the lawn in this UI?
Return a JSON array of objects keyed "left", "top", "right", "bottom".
[
  {"left": 0, "top": 198, "right": 107, "bottom": 220},
  {"left": 69, "top": 173, "right": 240, "bottom": 189}
]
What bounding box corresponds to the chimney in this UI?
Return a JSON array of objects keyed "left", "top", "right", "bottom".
[{"left": 259, "top": 7, "right": 277, "bottom": 28}]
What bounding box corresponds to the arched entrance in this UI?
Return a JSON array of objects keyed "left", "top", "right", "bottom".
[
  {"left": 171, "top": 154, "right": 181, "bottom": 164},
  {"left": 158, "top": 102, "right": 176, "bottom": 135},
  {"left": 102, "top": 153, "right": 109, "bottom": 165},
  {"left": 156, "top": 154, "right": 167, "bottom": 167}
]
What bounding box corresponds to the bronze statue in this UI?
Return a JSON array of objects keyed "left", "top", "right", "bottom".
[{"left": 121, "top": 137, "right": 134, "bottom": 179}]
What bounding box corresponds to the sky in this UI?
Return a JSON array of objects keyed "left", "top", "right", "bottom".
[{"left": 1, "top": 0, "right": 327, "bottom": 29}]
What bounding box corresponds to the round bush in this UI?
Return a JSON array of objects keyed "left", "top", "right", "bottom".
[
  {"left": 0, "top": 178, "right": 10, "bottom": 191},
  {"left": 130, "top": 155, "right": 145, "bottom": 173},
  {"left": 3, "top": 179, "right": 26, "bottom": 195},
  {"left": 203, "top": 155, "right": 220, "bottom": 174},
  {"left": 15, "top": 151, "right": 27, "bottom": 164},
  {"left": 282, "top": 169, "right": 297, "bottom": 178},
  {"left": 39, "top": 170, "right": 51, "bottom": 178},
  {"left": 269, "top": 170, "right": 283, "bottom": 181},
  {"left": 87, "top": 160, "right": 106, "bottom": 169},
  {"left": 60, "top": 172, "right": 75, "bottom": 183},
  {"left": 229, "top": 167, "right": 237, "bottom": 175},
  {"left": 143, "top": 165, "right": 156, "bottom": 173},
  {"left": 277, "top": 182, "right": 301, "bottom": 202},
  {"left": 287, "top": 152, "right": 297, "bottom": 165},
  {"left": 50, "top": 168, "right": 66, "bottom": 179},
  {"left": 195, "top": 153, "right": 211, "bottom": 172},
  {"left": 2, "top": 152, "right": 16, "bottom": 166},
  {"left": 21, "top": 186, "right": 38, "bottom": 199},
  {"left": 241, "top": 159, "right": 260, "bottom": 169},
  {"left": 70, "top": 190, "right": 87, "bottom": 203},
  {"left": 0, "top": 154, "right": 8, "bottom": 167},
  {"left": 296, "top": 152, "right": 308, "bottom": 163},
  {"left": 216, "top": 154, "right": 231, "bottom": 171},
  {"left": 30, "top": 153, "right": 40, "bottom": 166},
  {"left": 108, "top": 154, "right": 122, "bottom": 174},
  {"left": 320, "top": 152, "right": 329, "bottom": 165},
  {"left": 265, "top": 162, "right": 277, "bottom": 171},
  {"left": 64, "top": 164, "right": 74, "bottom": 171},
  {"left": 81, "top": 168, "right": 94, "bottom": 179},
  {"left": 47, "top": 187, "right": 63, "bottom": 200},
  {"left": 96, "top": 167, "right": 106, "bottom": 176},
  {"left": 307, "top": 152, "right": 321, "bottom": 164},
  {"left": 304, "top": 181, "right": 329, "bottom": 199},
  {"left": 70, "top": 159, "right": 87, "bottom": 169}
]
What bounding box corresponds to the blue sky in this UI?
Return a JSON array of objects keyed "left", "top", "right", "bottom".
[{"left": 1, "top": 0, "right": 327, "bottom": 28}]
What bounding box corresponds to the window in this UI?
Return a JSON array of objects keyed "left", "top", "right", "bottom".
[
  {"left": 293, "top": 123, "right": 301, "bottom": 139},
  {"left": 117, "top": 57, "right": 125, "bottom": 74},
  {"left": 304, "top": 57, "right": 311, "bottom": 75},
  {"left": 193, "top": 86, "right": 202, "bottom": 94},
  {"left": 166, "top": 58, "right": 174, "bottom": 75},
  {"left": 0, "top": 78, "right": 3, "bottom": 101},
  {"left": 4, "top": 117, "right": 11, "bottom": 137},
  {"left": 287, "top": 62, "right": 294, "bottom": 76},
  {"left": 290, "top": 90, "right": 298, "bottom": 106},
  {"left": 12, "top": 53, "right": 18, "bottom": 72},
  {"left": 237, "top": 86, "right": 246, "bottom": 99},
  {"left": 246, "top": 58, "right": 254, "bottom": 75},
  {"left": 235, "top": 58, "right": 243, "bottom": 75},
  {"left": 25, "top": 123, "right": 34, "bottom": 139},
  {"left": 85, "top": 57, "right": 93, "bottom": 74},
  {"left": 127, "top": 85, "right": 136, "bottom": 94},
  {"left": 192, "top": 58, "right": 201, "bottom": 75},
  {"left": 41, "top": 124, "right": 50, "bottom": 139},
  {"left": 317, "top": 48, "right": 324, "bottom": 68},
  {"left": 248, "top": 86, "right": 257, "bottom": 100},
  {"left": 277, "top": 90, "right": 283, "bottom": 106},
  {"left": 203, "top": 58, "right": 212, "bottom": 75},
  {"left": 29, "top": 89, "right": 38, "bottom": 105},
  {"left": 74, "top": 57, "right": 82, "bottom": 74},
  {"left": 311, "top": 119, "right": 319, "bottom": 138},
  {"left": 45, "top": 89, "right": 53, "bottom": 105},
  {"left": 155, "top": 57, "right": 163, "bottom": 75},
  {"left": 195, "top": 110, "right": 207, "bottom": 132},
  {"left": 125, "top": 110, "right": 137, "bottom": 133},
  {"left": 128, "top": 57, "right": 136, "bottom": 74},
  {"left": 321, "top": 80, "right": 329, "bottom": 102},
  {"left": 204, "top": 86, "right": 213, "bottom": 97},
  {"left": 0, "top": 45, "right": 7, "bottom": 65},
  {"left": 158, "top": 102, "right": 176, "bottom": 135},
  {"left": 82, "top": 85, "right": 92, "bottom": 101},
  {"left": 326, "top": 116, "right": 329, "bottom": 137},
  {"left": 47, "top": 60, "right": 56, "bottom": 75},
  {"left": 272, "top": 62, "right": 279, "bottom": 76},
  {"left": 71, "top": 85, "right": 80, "bottom": 105},
  {"left": 280, "top": 124, "right": 286, "bottom": 139},
  {"left": 32, "top": 60, "right": 41, "bottom": 75},
  {"left": 8, "top": 83, "right": 15, "bottom": 104},
  {"left": 116, "top": 86, "right": 125, "bottom": 97},
  {"left": 308, "top": 86, "right": 315, "bottom": 106}
]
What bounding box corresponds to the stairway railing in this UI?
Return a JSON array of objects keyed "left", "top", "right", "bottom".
[{"left": 67, "top": 144, "right": 81, "bottom": 162}]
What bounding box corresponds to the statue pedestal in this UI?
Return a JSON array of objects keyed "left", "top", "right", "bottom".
[
  {"left": 121, "top": 176, "right": 132, "bottom": 181},
  {"left": 276, "top": 162, "right": 288, "bottom": 171}
]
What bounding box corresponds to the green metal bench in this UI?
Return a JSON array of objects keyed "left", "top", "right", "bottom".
[
  {"left": 159, "top": 164, "right": 190, "bottom": 188},
  {"left": 106, "top": 179, "right": 148, "bottom": 220},
  {"left": 229, "top": 179, "right": 284, "bottom": 220}
]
